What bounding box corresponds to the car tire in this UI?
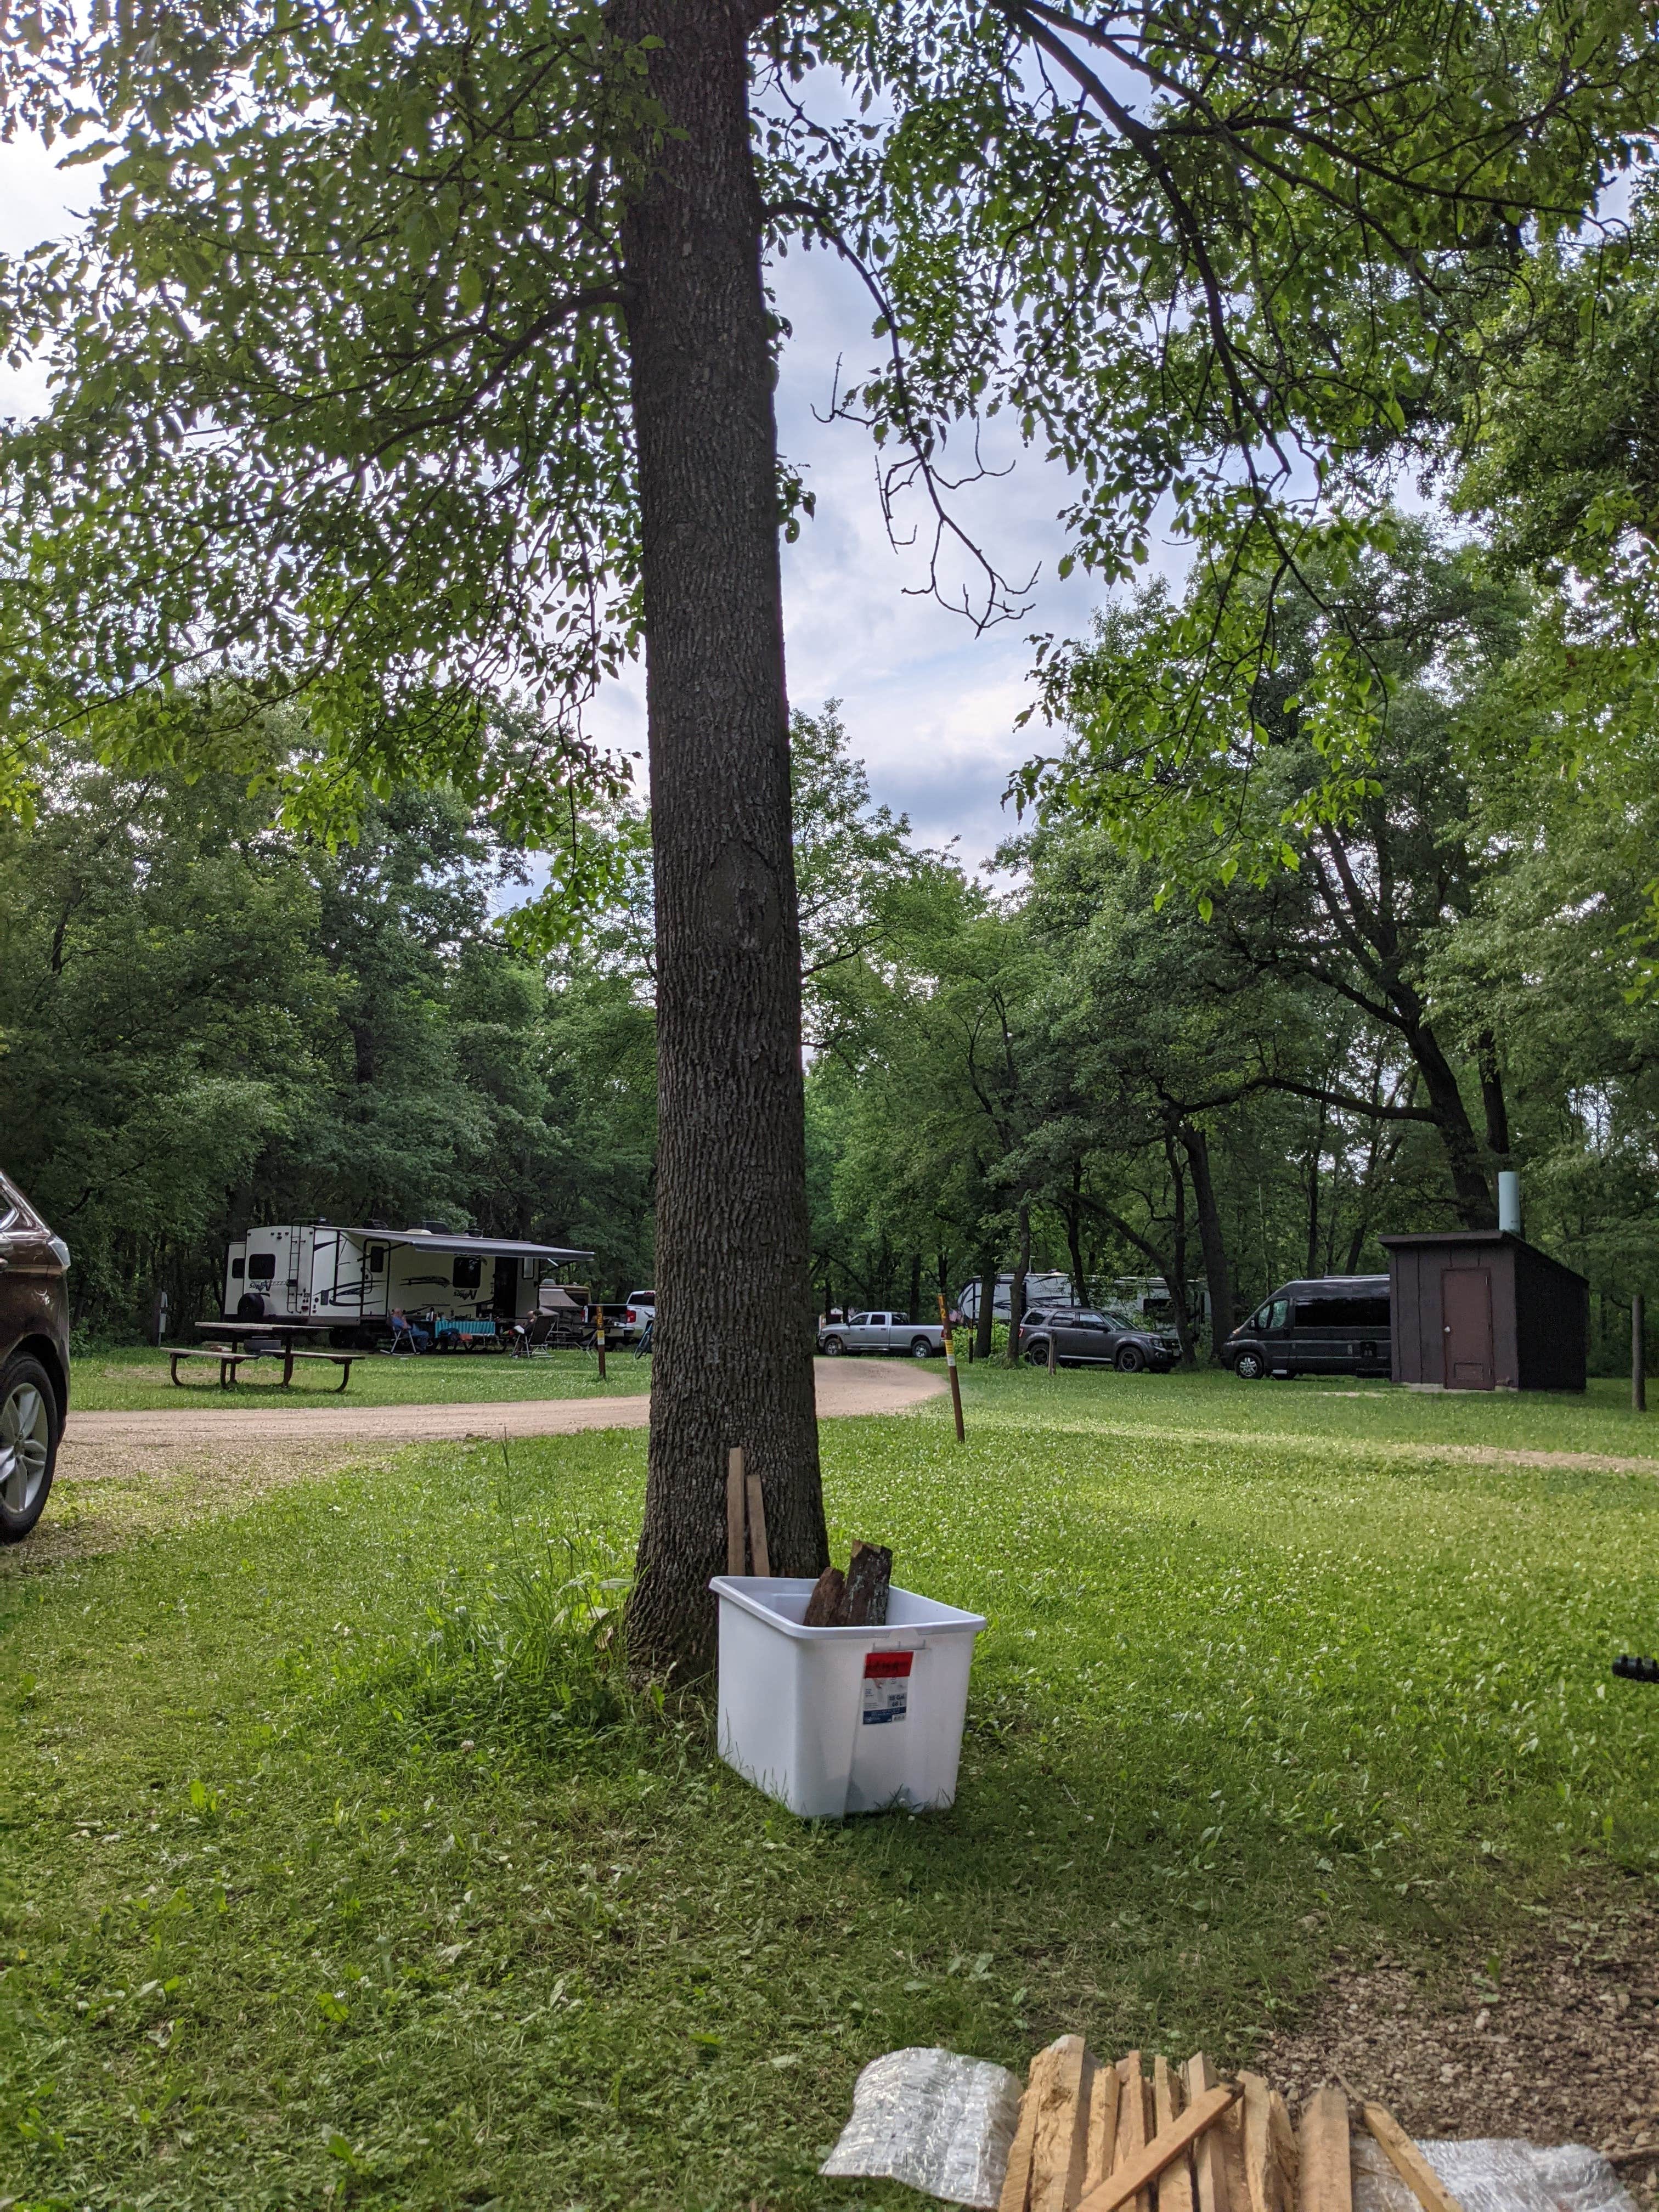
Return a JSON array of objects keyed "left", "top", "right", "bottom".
[
  {"left": 821, "top": 1336, "right": 845, "bottom": 1358},
  {"left": 1233, "top": 1350, "right": 1266, "bottom": 1381},
  {"left": 1024, "top": 1340, "right": 1050, "bottom": 1367},
  {"left": 909, "top": 1337, "right": 933, "bottom": 1359},
  {"left": 1115, "top": 1344, "right": 1148, "bottom": 1374},
  {"left": 0, "top": 1353, "right": 59, "bottom": 1544}
]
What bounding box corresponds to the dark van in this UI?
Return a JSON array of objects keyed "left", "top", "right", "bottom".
[{"left": 1223, "top": 1275, "right": 1390, "bottom": 1381}]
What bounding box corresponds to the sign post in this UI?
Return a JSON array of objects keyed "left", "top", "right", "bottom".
[{"left": 938, "top": 1294, "right": 966, "bottom": 1444}]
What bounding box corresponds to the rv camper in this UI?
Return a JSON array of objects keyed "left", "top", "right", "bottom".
[{"left": 222, "top": 1223, "right": 593, "bottom": 1346}]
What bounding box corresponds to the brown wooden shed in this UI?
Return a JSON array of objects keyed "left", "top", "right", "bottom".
[{"left": 1379, "top": 1229, "right": 1588, "bottom": 1392}]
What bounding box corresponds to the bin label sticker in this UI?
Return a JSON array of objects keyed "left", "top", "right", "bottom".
[{"left": 862, "top": 1649, "right": 913, "bottom": 1725}]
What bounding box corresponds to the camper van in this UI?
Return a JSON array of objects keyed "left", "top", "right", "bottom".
[
  {"left": 1221, "top": 1275, "right": 1391, "bottom": 1380},
  {"left": 222, "top": 1222, "right": 593, "bottom": 1346}
]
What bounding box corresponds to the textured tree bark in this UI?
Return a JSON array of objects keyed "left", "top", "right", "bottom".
[
  {"left": 974, "top": 1259, "right": 997, "bottom": 1362},
  {"left": 617, "top": 0, "right": 825, "bottom": 1678},
  {"left": 1182, "top": 1124, "right": 1233, "bottom": 1358},
  {"left": 1007, "top": 1203, "right": 1031, "bottom": 1364}
]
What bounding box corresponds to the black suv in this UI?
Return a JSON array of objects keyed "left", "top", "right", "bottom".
[
  {"left": 1020, "top": 1304, "right": 1181, "bottom": 1374},
  {"left": 0, "top": 1169, "right": 71, "bottom": 1542}
]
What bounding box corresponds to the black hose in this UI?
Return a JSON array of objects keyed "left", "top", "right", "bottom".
[{"left": 1612, "top": 1654, "right": 1659, "bottom": 1683}]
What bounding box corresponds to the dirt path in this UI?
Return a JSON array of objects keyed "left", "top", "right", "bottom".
[{"left": 59, "top": 1355, "right": 945, "bottom": 1459}]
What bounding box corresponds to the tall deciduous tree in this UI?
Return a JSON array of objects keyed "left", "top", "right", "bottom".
[{"left": 2, "top": 0, "right": 1651, "bottom": 1668}]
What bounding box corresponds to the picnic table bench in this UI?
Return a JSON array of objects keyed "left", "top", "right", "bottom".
[{"left": 168, "top": 1339, "right": 356, "bottom": 1391}]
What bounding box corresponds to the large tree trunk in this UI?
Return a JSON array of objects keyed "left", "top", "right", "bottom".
[
  {"left": 619, "top": 0, "right": 825, "bottom": 1679},
  {"left": 1404, "top": 1019, "right": 1496, "bottom": 1228},
  {"left": 1007, "top": 1203, "right": 1031, "bottom": 1364},
  {"left": 1182, "top": 1123, "right": 1233, "bottom": 1359}
]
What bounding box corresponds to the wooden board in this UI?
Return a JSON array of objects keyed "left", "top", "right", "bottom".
[
  {"left": 1156, "top": 2056, "right": 1195, "bottom": 2212},
  {"left": 1030, "top": 2034, "right": 1093, "bottom": 2212},
  {"left": 1242, "top": 2073, "right": 1278, "bottom": 2212},
  {"left": 999, "top": 2052, "right": 1047, "bottom": 2212},
  {"left": 1113, "top": 2055, "right": 1151, "bottom": 2212},
  {"left": 1076, "top": 2083, "right": 1240, "bottom": 2212},
  {"left": 726, "top": 1448, "right": 746, "bottom": 1576},
  {"left": 1268, "top": 2090, "right": 1299, "bottom": 2209},
  {"left": 1184, "top": 2055, "right": 1229, "bottom": 2212},
  {"left": 744, "top": 1469, "right": 771, "bottom": 1577},
  {"left": 1296, "top": 2087, "right": 1352, "bottom": 2212},
  {"left": 1085, "top": 2053, "right": 1121, "bottom": 2198},
  {"left": 1355, "top": 2097, "right": 1467, "bottom": 2212}
]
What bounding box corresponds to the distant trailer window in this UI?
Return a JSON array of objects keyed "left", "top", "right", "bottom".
[
  {"left": 247, "top": 1252, "right": 276, "bottom": 1281},
  {"left": 369, "top": 1246, "right": 385, "bottom": 1274},
  {"left": 453, "top": 1256, "right": 483, "bottom": 1290},
  {"left": 231, "top": 1257, "right": 245, "bottom": 1280}
]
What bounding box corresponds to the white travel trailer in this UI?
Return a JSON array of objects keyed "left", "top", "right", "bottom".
[{"left": 222, "top": 1222, "right": 594, "bottom": 1344}]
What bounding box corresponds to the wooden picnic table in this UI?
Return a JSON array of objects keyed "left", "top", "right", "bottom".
[{"left": 177, "top": 1319, "right": 353, "bottom": 1390}]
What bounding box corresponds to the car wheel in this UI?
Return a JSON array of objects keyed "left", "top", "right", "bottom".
[
  {"left": 1115, "top": 1343, "right": 1148, "bottom": 1374},
  {"left": 821, "top": 1336, "right": 845, "bottom": 1357},
  {"left": 1233, "top": 1350, "right": 1266, "bottom": 1381},
  {"left": 1024, "top": 1339, "right": 1050, "bottom": 1366},
  {"left": 909, "top": 1337, "right": 933, "bottom": 1359},
  {"left": 0, "top": 1354, "right": 59, "bottom": 1544}
]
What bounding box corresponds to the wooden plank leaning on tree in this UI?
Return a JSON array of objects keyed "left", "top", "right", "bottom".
[
  {"left": 1113, "top": 2052, "right": 1152, "bottom": 2212},
  {"left": 1000, "top": 2039, "right": 1057, "bottom": 2212},
  {"left": 1295, "top": 2086, "right": 1352, "bottom": 2212},
  {"left": 1075, "top": 2082, "right": 1241, "bottom": 2212},
  {"left": 1154, "top": 2055, "right": 1194, "bottom": 2212},
  {"left": 1085, "top": 2056, "right": 1122, "bottom": 2199}
]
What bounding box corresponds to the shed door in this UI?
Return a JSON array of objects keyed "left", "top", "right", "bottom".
[{"left": 1442, "top": 1268, "right": 1494, "bottom": 1390}]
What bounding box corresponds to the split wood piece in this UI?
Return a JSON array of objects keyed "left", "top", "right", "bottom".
[
  {"left": 745, "top": 1468, "right": 771, "bottom": 1577},
  {"left": 1155, "top": 2056, "right": 1195, "bottom": 2212},
  {"left": 1296, "top": 2086, "right": 1352, "bottom": 2212},
  {"left": 803, "top": 1565, "right": 846, "bottom": 1627},
  {"left": 1085, "top": 2053, "right": 1121, "bottom": 2197},
  {"left": 843, "top": 1541, "right": 892, "bottom": 1626},
  {"left": 1184, "top": 2056, "right": 1230, "bottom": 2212},
  {"left": 998, "top": 2071, "right": 1041, "bottom": 2212},
  {"left": 1111, "top": 2054, "right": 1152, "bottom": 2212},
  {"left": 1029, "top": 2034, "right": 1094, "bottom": 2212},
  {"left": 1268, "top": 2091, "right": 1299, "bottom": 2212},
  {"left": 1243, "top": 2072, "right": 1297, "bottom": 2212},
  {"left": 1341, "top": 2085, "right": 1466, "bottom": 2212},
  {"left": 1076, "top": 2082, "right": 1240, "bottom": 2212},
  {"left": 726, "top": 1448, "right": 747, "bottom": 1577},
  {"left": 1001, "top": 2038, "right": 1067, "bottom": 2212}
]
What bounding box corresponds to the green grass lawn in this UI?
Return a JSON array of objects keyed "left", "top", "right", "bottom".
[
  {"left": 4, "top": 1366, "right": 1659, "bottom": 2209},
  {"left": 71, "top": 1345, "right": 653, "bottom": 1412}
]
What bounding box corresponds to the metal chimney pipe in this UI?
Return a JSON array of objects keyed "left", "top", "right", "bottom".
[{"left": 1497, "top": 1171, "right": 1521, "bottom": 1237}]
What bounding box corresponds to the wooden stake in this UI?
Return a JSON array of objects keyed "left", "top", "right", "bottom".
[
  {"left": 1048, "top": 1331, "right": 1058, "bottom": 1376},
  {"left": 745, "top": 1466, "right": 771, "bottom": 1577},
  {"left": 1338, "top": 2081, "right": 1466, "bottom": 2212},
  {"left": 1030, "top": 2034, "right": 1093, "bottom": 2212},
  {"left": 1085, "top": 2055, "right": 1121, "bottom": 2197},
  {"left": 726, "top": 1447, "right": 746, "bottom": 1576},
  {"left": 1077, "top": 2083, "right": 1239, "bottom": 2212},
  {"left": 1156, "top": 2057, "right": 1194, "bottom": 2212},
  {"left": 1113, "top": 2054, "right": 1151, "bottom": 2212},
  {"left": 939, "top": 1293, "right": 967, "bottom": 1442},
  {"left": 595, "top": 1305, "right": 607, "bottom": 1379},
  {"left": 1296, "top": 2086, "right": 1351, "bottom": 2212},
  {"left": 1241, "top": 2073, "right": 1277, "bottom": 2212},
  {"left": 1184, "top": 2056, "right": 1229, "bottom": 2212},
  {"left": 1001, "top": 2042, "right": 1060, "bottom": 2212}
]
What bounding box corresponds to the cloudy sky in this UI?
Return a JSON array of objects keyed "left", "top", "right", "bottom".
[{"left": 0, "top": 126, "right": 1153, "bottom": 871}]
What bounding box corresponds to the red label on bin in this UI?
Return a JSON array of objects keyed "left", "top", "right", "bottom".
[{"left": 864, "top": 1650, "right": 914, "bottom": 1679}]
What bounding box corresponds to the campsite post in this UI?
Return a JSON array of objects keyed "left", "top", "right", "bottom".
[
  {"left": 596, "top": 1305, "right": 607, "bottom": 1380},
  {"left": 938, "top": 1294, "right": 966, "bottom": 1443}
]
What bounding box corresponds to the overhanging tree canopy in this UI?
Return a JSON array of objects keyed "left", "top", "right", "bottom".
[{"left": 1, "top": 0, "right": 1652, "bottom": 1669}]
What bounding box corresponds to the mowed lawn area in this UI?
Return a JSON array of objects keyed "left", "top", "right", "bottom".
[
  {"left": 4, "top": 1367, "right": 1659, "bottom": 2209},
  {"left": 72, "top": 1345, "right": 653, "bottom": 1412}
]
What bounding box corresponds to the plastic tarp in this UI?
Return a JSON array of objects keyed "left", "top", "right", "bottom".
[
  {"left": 820, "top": 2049, "right": 1641, "bottom": 2212},
  {"left": 819, "top": 2046, "right": 1024, "bottom": 2209},
  {"left": 1355, "top": 2134, "right": 1639, "bottom": 2212}
]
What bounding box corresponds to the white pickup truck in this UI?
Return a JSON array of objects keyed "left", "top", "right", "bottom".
[{"left": 817, "top": 1310, "right": 945, "bottom": 1360}]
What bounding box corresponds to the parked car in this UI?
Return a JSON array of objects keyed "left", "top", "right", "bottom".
[
  {"left": 1222, "top": 1276, "right": 1391, "bottom": 1380},
  {"left": 817, "top": 1311, "right": 945, "bottom": 1359},
  {"left": 1018, "top": 1304, "right": 1181, "bottom": 1374},
  {"left": 0, "top": 1169, "right": 71, "bottom": 1543},
  {"left": 620, "top": 1289, "right": 656, "bottom": 1342}
]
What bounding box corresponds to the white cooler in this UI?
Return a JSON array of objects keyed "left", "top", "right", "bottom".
[{"left": 709, "top": 1575, "right": 987, "bottom": 1819}]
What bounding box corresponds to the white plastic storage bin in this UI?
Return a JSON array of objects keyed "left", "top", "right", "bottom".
[{"left": 709, "top": 1575, "right": 988, "bottom": 1819}]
